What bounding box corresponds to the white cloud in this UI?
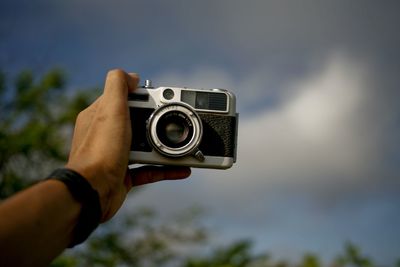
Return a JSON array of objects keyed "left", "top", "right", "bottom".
[
  {"left": 125, "top": 52, "right": 400, "bottom": 262},
  {"left": 233, "top": 54, "right": 379, "bottom": 185},
  {"left": 154, "top": 53, "right": 387, "bottom": 187},
  {"left": 130, "top": 53, "right": 400, "bottom": 214}
]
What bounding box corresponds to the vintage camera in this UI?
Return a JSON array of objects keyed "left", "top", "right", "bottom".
[{"left": 129, "top": 80, "right": 238, "bottom": 169}]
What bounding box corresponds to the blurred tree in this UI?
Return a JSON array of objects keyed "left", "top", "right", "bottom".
[
  {"left": 55, "top": 207, "right": 208, "bottom": 267},
  {"left": 334, "top": 242, "right": 373, "bottom": 267},
  {"left": 300, "top": 253, "right": 321, "bottom": 267},
  {"left": 183, "top": 239, "right": 270, "bottom": 267},
  {"left": 1, "top": 69, "right": 395, "bottom": 267},
  {"left": 0, "top": 69, "right": 211, "bottom": 267},
  {"left": 0, "top": 68, "right": 97, "bottom": 199}
]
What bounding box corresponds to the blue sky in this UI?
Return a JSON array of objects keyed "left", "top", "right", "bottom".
[{"left": 1, "top": 0, "right": 400, "bottom": 264}]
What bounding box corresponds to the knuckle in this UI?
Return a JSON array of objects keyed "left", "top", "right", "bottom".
[
  {"left": 75, "top": 111, "right": 84, "bottom": 123},
  {"left": 76, "top": 109, "right": 87, "bottom": 122}
]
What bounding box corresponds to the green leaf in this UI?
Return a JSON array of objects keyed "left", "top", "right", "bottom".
[
  {"left": 41, "top": 68, "right": 66, "bottom": 90},
  {"left": 50, "top": 256, "right": 77, "bottom": 267},
  {"left": 0, "top": 70, "right": 5, "bottom": 97},
  {"left": 301, "top": 253, "right": 321, "bottom": 267},
  {"left": 15, "top": 70, "right": 33, "bottom": 94}
]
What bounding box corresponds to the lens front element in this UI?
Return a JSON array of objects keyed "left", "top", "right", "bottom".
[
  {"left": 147, "top": 103, "right": 203, "bottom": 157},
  {"left": 156, "top": 112, "right": 192, "bottom": 148}
]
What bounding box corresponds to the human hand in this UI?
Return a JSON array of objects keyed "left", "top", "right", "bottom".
[{"left": 66, "top": 69, "right": 190, "bottom": 222}]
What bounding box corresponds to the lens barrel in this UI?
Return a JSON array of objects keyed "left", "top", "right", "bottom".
[{"left": 147, "top": 103, "right": 203, "bottom": 157}]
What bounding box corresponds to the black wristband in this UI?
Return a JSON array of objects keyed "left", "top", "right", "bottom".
[{"left": 47, "top": 168, "right": 102, "bottom": 248}]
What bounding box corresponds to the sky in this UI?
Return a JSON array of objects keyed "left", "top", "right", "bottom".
[{"left": 1, "top": 0, "right": 400, "bottom": 264}]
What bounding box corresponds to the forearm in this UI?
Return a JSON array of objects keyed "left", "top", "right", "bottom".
[{"left": 0, "top": 180, "right": 81, "bottom": 266}]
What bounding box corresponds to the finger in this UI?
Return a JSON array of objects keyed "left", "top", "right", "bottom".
[
  {"left": 127, "top": 73, "right": 140, "bottom": 93},
  {"left": 103, "top": 69, "right": 128, "bottom": 99},
  {"left": 129, "top": 166, "right": 191, "bottom": 187},
  {"left": 100, "top": 69, "right": 138, "bottom": 122}
]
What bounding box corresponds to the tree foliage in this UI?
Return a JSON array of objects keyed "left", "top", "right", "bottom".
[
  {"left": 183, "top": 240, "right": 270, "bottom": 267},
  {"left": 54, "top": 207, "right": 208, "bottom": 267},
  {"left": 0, "top": 69, "right": 398, "bottom": 267},
  {"left": 0, "top": 69, "right": 96, "bottom": 199},
  {"left": 334, "top": 242, "right": 374, "bottom": 267}
]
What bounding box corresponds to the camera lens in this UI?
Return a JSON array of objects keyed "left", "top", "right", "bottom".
[
  {"left": 147, "top": 103, "right": 203, "bottom": 158},
  {"left": 156, "top": 112, "right": 192, "bottom": 148},
  {"left": 165, "top": 122, "right": 186, "bottom": 143}
]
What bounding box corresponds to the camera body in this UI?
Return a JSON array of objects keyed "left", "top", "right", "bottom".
[{"left": 129, "top": 80, "right": 238, "bottom": 169}]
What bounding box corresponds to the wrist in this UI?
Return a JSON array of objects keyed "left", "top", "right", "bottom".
[
  {"left": 64, "top": 163, "right": 112, "bottom": 219},
  {"left": 47, "top": 168, "right": 102, "bottom": 247}
]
